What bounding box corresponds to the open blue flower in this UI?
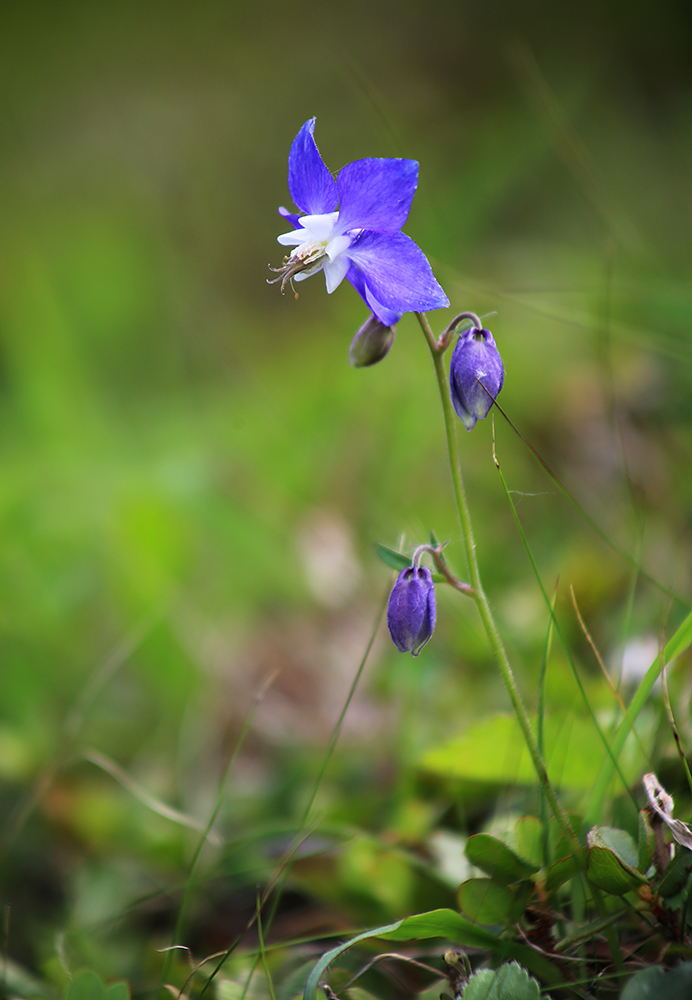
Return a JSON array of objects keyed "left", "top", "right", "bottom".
[{"left": 271, "top": 118, "right": 449, "bottom": 326}]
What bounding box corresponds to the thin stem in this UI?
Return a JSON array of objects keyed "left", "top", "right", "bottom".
[
  {"left": 415, "top": 311, "right": 579, "bottom": 854},
  {"left": 159, "top": 670, "right": 278, "bottom": 997}
]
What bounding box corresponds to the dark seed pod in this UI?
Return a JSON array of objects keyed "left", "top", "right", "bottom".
[{"left": 349, "top": 314, "right": 396, "bottom": 367}]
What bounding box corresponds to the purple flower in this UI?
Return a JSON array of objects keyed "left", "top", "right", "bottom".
[
  {"left": 387, "top": 566, "right": 436, "bottom": 656},
  {"left": 449, "top": 327, "right": 504, "bottom": 431},
  {"left": 271, "top": 118, "right": 449, "bottom": 326}
]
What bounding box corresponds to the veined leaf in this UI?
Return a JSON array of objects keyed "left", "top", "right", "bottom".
[
  {"left": 463, "top": 962, "right": 541, "bottom": 1000},
  {"left": 457, "top": 877, "right": 518, "bottom": 925},
  {"left": 465, "top": 833, "right": 539, "bottom": 883},
  {"left": 544, "top": 848, "right": 588, "bottom": 893},
  {"left": 587, "top": 846, "right": 646, "bottom": 895},
  {"left": 302, "top": 909, "right": 564, "bottom": 1000}
]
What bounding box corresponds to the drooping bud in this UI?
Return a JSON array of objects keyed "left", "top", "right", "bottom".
[
  {"left": 449, "top": 327, "right": 504, "bottom": 431},
  {"left": 349, "top": 314, "right": 396, "bottom": 368},
  {"left": 387, "top": 565, "right": 436, "bottom": 656}
]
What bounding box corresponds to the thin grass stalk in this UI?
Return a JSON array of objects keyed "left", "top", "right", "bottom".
[
  {"left": 159, "top": 670, "right": 278, "bottom": 998},
  {"left": 491, "top": 428, "right": 640, "bottom": 820}
]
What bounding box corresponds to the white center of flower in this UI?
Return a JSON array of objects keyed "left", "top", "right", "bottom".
[{"left": 277, "top": 211, "right": 356, "bottom": 294}]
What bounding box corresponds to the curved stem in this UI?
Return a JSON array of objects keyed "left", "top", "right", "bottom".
[{"left": 415, "top": 311, "right": 579, "bottom": 853}]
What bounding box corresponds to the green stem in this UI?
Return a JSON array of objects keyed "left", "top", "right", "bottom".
[{"left": 415, "top": 311, "right": 579, "bottom": 853}]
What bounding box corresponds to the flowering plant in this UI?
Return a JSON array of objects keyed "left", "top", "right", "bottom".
[
  {"left": 270, "top": 118, "right": 449, "bottom": 327},
  {"left": 266, "top": 119, "right": 692, "bottom": 997}
]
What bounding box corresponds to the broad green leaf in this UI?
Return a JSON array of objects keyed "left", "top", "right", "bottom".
[
  {"left": 658, "top": 846, "right": 692, "bottom": 898},
  {"left": 621, "top": 962, "right": 692, "bottom": 1000},
  {"left": 65, "top": 972, "right": 106, "bottom": 1000},
  {"left": 375, "top": 544, "right": 410, "bottom": 572},
  {"left": 457, "top": 878, "right": 517, "bottom": 925},
  {"left": 301, "top": 909, "right": 564, "bottom": 1000},
  {"left": 105, "top": 985, "right": 129, "bottom": 1000},
  {"left": 514, "top": 816, "right": 543, "bottom": 869},
  {"left": 544, "top": 848, "right": 588, "bottom": 892},
  {"left": 462, "top": 962, "right": 541, "bottom": 1000},
  {"left": 465, "top": 834, "right": 539, "bottom": 883},
  {"left": 421, "top": 714, "right": 613, "bottom": 789},
  {"left": 587, "top": 846, "right": 645, "bottom": 895},
  {"left": 588, "top": 827, "right": 638, "bottom": 869}
]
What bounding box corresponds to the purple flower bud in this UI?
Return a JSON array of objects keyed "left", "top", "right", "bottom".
[
  {"left": 349, "top": 314, "right": 396, "bottom": 368},
  {"left": 387, "top": 566, "right": 436, "bottom": 656},
  {"left": 449, "top": 327, "right": 504, "bottom": 431}
]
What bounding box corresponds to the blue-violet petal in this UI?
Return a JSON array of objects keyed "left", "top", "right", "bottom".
[
  {"left": 288, "top": 118, "right": 339, "bottom": 216},
  {"left": 346, "top": 231, "right": 450, "bottom": 313},
  {"left": 336, "top": 158, "right": 419, "bottom": 234}
]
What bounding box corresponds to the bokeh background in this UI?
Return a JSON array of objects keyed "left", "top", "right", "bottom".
[{"left": 2, "top": 0, "right": 692, "bottom": 993}]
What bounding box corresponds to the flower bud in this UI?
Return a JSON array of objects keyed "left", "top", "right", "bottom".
[
  {"left": 449, "top": 327, "right": 504, "bottom": 431},
  {"left": 387, "top": 566, "right": 436, "bottom": 656},
  {"left": 349, "top": 314, "right": 396, "bottom": 368}
]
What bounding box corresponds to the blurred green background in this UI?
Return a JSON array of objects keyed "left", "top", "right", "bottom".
[{"left": 1, "top": 0, "right": 692, "bottom": 992}]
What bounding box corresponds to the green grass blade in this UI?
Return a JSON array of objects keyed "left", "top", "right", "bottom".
[
  {"left": 585, "top": 608, "right": 692, "bottom": 826},
  {"left": 493, "top": 430, "right": 639, "bottom": 819}
]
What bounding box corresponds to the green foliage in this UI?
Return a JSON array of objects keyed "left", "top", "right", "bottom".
[
  {"left": 462, "top": 963, "right": 542, "bottom": 1000},
  {"left": 374, "top": 544, "right": 411, "bottom": 573},
  {"left": 64, "top": 972, "right": 129, "bottom": 1000},
  {"left": 2, "top": 2, "right": 692, "bottom": 997},
  {"left": 457, "top": 878, "right": 525, "bottom": 925},
  {"left": 464, "top": 833, "right": 539, "bottom": 883},
  {"left": 657, "top": 847, "right": 692, "bottom": 898},
  {"left": 621, "top": 964, "right": 692, "bottom": 1000},
  {"left": 421, "top": 713, "right": 631, "bottom": 790}
]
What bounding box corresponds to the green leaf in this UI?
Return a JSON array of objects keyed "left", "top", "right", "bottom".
[
  {"left": 421, "top": 714, "right": 621, "bottom": 790},
  {"left": 588, "top": 827, "right": 639, "bottom": 869},
  {"left": 375, "top": 544, "right": 410, "bottom": 572},
  {"left": 638, "top": 811, "right": 654, "bottom": 874},
  {"left": 65, "top": 972, "right": 107, "bottom": 1000},
  {"left": 621, "top": 963, "right": 692, "bottom": 1000},
  {"left": 544, "top": 848, "right": 588, "bottom": 893},
  {"left": 465, "top": 834, "right": 539, "bottom": 883},
  {"left": 587, "top": 846, "right": 646, "bottom": 895},
  {"left": 105, "top": 985, "right": 129, "bottom": 1000},
  {"left": 301, "top": 909, "right": 564, "bottom": 1000},
  {"left": 375, "top": 544, "right": 444, "bottom": 583},
  {"left": 586, "top": 607, "right": 692, "bottom": 827},
  {"left": 658, "top": 846, "right": 692, "bottom": 898},
  {"left": 548, "top": 812, "right": 582, "bottom": 859},
  {"left": 457, "top": 878, "right": 518, "bottom": 925},
  {"left": 462, "top": 963, "right": 541, "bottom": 1000},
  {"left": 514, "top": 817, "right": 543, "bottom": 869}
]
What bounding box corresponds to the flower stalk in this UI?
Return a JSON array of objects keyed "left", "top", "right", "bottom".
[{"left": 415, "top": 311, "right": 580, "bottom": 853}]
